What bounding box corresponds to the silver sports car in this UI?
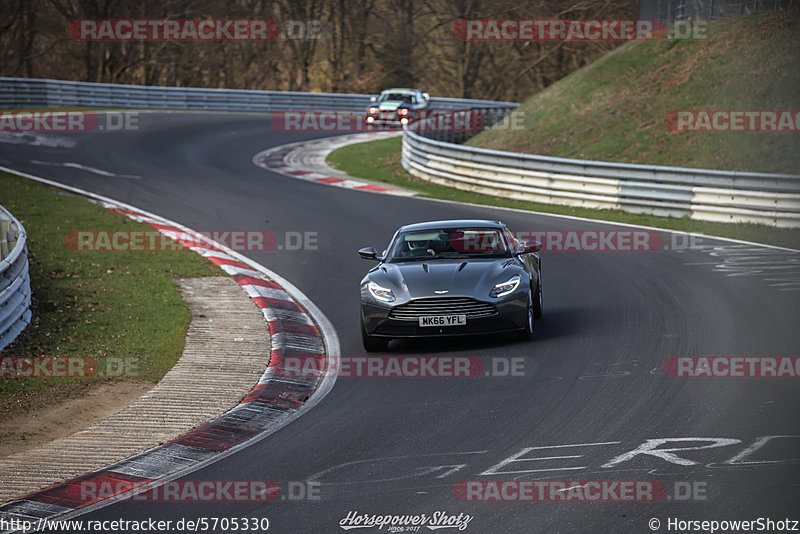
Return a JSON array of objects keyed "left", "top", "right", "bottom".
[{"left": 358, "top": 219, "right": 542, "bottom": 351}]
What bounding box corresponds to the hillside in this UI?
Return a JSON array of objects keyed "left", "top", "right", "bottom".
[{"left": 467, "top": 10, "right": 800, "bottom": 174}]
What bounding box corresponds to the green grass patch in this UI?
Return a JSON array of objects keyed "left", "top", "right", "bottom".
[
  {"left": 0, "top": 171, "right": 219, "bottom": 402},
  {"left": 327, "top": 136, "right": 800, "bottom": 249},
  {"left": 467, "top": 11, "right": 800, "bottom": 174}
]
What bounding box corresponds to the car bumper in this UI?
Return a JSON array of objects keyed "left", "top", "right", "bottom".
[
  {"left": 361, "top": 294, "right": 528, "bottom": 338},
  {"left": 365, "top": 112, "right": 416, "bottom": 126},
  {"left": 366, "top": 116, "right": 403, "bottom": 126}
]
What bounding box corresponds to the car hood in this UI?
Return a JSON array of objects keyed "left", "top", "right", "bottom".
[{"left": 365, "top": 257, "right": 524, "bottom": 300}]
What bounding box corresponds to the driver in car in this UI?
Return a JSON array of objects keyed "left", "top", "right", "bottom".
[{"left": 407, "top": 239, "right": 436, "bottom": 256}]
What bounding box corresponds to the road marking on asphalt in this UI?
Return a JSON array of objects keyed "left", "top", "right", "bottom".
[
  {"left": 480, "top": 442, "right": 621, "bottom": 476},
  {"left": 684, "top": 244, "right": 800, "bottom": 291},
  {"left": 30, "top": 159, "right": 141, "bottom": 179},
  {"left": 0, "top": 131, "right": 77, "bottom": 148},
  {"left": 720, "top": 435, "right": 800, "bottom": 466},
  {"left": 309, "top": 451, "right": 488, "bottom": 484},
  {"left": 601, "top": 438, "right": 742, "bottom": 468}
]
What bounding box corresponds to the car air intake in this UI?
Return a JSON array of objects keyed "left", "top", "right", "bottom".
[{"left": 389, "top": 297, "right": 497, "bottom": 320}]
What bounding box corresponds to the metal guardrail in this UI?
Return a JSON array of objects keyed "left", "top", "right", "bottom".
[
  {"left": 0, "top": 77, "right": 518, "bottom": 113},
  {"left": 0, "top": 205, "right": 31, "bottom": 352},
  {"left": 402, "top": 128, "right": 800, "bottom": 228},
  {"left": 3, "top": 77, "right": 797, "bottom": 228},
  {"left": 414, "top": 107, "right": 518, "bottom": 144}
]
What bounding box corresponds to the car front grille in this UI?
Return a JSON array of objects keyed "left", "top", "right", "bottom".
[{"left": 389, "top": 297, "right": 498, "bottom": 321}]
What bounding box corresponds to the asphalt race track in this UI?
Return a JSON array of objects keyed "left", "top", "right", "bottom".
[{"left": 2, "top": 112, "right": 799, "bottom": 533}]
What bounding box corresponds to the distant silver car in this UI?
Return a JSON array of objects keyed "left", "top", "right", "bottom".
[
  {"left": 358, "top": 219, "right": 542, "bottom": 351},
  {"left": 366, "top": 88, "right": 430, "bottom": 126}
]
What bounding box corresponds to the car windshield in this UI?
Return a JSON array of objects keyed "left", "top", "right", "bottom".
[
  {"left": 387, "top": 227, "right": 511, "bottom": 262},
  {"left": 379, "top": 92, "right": 414, "bottom": 103}
]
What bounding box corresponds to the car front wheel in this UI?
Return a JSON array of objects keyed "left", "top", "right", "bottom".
[
  {"left": 519, "top": 287, "right": 535, "bottom": 340},
  {"left": 533, "top": 272, "right": 543, "bottom": 319}
]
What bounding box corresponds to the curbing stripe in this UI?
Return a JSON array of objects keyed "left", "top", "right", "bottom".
[
  {"left": 232, "top": 275, "right": 283, "bottom": 289},
  {"left": 356, "top": 184, "right": 396, "bottom": 192},
  {"left": 251, "top": 296, "right": 303, "bottom": 312},
  {"left": 0, "top": 169, "right": 339, "bottom": 532},
  {"left": 252, "top": 131, "right": 416, "bottom": 197},
  {"left": 240, "top": 284, "right": 292, "bottom": 301}
]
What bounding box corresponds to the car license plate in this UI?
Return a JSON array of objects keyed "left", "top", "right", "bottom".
[{"left": 418, "top": 315, "right": 467, "bottom": 327}]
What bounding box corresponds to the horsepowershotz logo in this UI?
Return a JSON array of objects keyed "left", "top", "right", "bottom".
[{"left": 338, "top": 511, "right": 473, "bottom": 531}]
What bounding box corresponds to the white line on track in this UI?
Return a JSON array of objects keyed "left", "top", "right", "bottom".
[{"left": 30, "top": 159, "right": 141, "bottom": 179}]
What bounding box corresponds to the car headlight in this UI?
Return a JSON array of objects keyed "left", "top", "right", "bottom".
[
  {"left": 397, "top": 108, "right": 409, "bottom": 116},
  {"left": 367, "top": 281, "right": 395, "bottom": 303},
  {"left": 368, "top": 107, "right": 379, "bottom": 114},
  {"left": 490, "top": 274, "right": 521, "bottom": 298}
]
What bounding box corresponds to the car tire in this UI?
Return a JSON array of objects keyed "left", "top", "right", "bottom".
[
  {"left": 361, "top": 316, "right": 389, "bottom": 352},
  {"left": 533, "top": 272, "right": 543, "bottom": 320},
  {"left": 519, "top": 286, "right": 535, "bottom": 340}
]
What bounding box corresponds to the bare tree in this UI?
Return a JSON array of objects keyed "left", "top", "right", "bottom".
[{"left": 1, "top": 0, "right": 637, "bottom": 102}]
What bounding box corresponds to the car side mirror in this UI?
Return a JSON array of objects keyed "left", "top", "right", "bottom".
[
  {"left": 359, "top": 246, "right": 382, "bottom": 260},
  {"left": 422, "top": 92, "right": 430, "bottom": 100},
  {"left": 370, "top": 96, "right": 377, "bottom": 102},
  {"left": 515, "top": 241, "right": 542, "bottom": 254},
  {"left": 525, "top": 241, "right": 542, "bottom": 253}
]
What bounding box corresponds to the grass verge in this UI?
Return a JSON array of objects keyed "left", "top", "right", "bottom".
[
  {"left": 0, "top": 171, "right": 219, "bottom": 410},
  {"left": 326, "top": 136, "right": 800, "bottom": 250},
  {"left": 467, "top": 10, "right": 800, "bottom": 174}
]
